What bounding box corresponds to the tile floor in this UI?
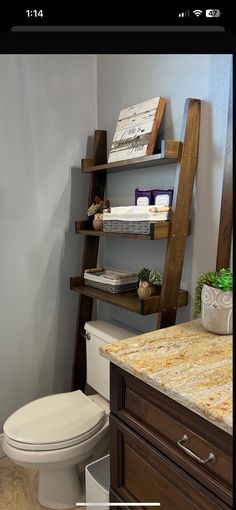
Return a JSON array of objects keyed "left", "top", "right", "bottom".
[
  {"left": 0, "top": 456, "right": 43, "bottom": 510},
  {"left": 0, "top": 457, "right": 80, "bottom": 510}
]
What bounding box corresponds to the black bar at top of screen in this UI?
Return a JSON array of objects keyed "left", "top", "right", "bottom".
[{"left": 11, "top": 26, "right": 225, "bottom": 32}]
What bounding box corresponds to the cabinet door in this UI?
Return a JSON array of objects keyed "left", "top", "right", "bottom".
[
  {"left": 110, "top": 415, "right": 230, "bottom": 510},
  {"left": 110, "top": 363, "right": 232, "bottom": 506}
]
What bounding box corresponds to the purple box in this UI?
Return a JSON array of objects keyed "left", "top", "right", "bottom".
[
  {"left": 152, "top": 189, "right": 174, "bottom": 207},
  {"left": 135, "top": 187, "right": 174, "bottom": 207},
  {"left": 135, "top": 188, "right": 152, "bottom": 206}
]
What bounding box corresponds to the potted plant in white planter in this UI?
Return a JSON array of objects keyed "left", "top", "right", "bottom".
[
  {"left": 193, "top": 268, "right": 232, "bottom": 334},
  {"left": 137, "top": 267, "right": 162, "bottom": 299}
]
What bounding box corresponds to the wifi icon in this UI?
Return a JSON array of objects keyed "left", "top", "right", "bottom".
[{"left": 193, "top": 9, "right": 203, "bottom": 16}]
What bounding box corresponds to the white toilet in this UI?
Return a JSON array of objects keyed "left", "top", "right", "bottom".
[{"left": 3, "top": 320, "right": 138, "bottom": 510}]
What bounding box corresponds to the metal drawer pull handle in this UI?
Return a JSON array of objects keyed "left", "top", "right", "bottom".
[{"left": 177, "top": 434, "right": 216, "bottom": 464}]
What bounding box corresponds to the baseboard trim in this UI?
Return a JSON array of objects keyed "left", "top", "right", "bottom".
[{"left": 0, "top": 433, "right": 5, "bottom": 458}]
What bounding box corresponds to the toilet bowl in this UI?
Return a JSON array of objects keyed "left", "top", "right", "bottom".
[
  {"left": 3, "top": 391, "right": 109, "bottom": 510},
  {"left": 3, "top": 320, "right": 139, "bottom": 510}
]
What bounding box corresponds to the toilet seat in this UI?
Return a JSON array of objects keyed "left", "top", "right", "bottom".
[
  {"left": 4, "top": 418, "right": 107, "bottom": 451},
  {"left": 4, "top": 390, "right": 106, "bottom": 451}
]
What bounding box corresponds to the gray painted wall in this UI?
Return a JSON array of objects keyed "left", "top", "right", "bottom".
[
  {"left": 97, "top": 54, "right": 232, "bottom": 332},
  {"left": 0, "top": 55, "right": 97, "bottom": 430}
]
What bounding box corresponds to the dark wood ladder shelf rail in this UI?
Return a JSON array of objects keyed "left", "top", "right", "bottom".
[{"left": 71, "top": 98, "right": 201, "bottom": 391}]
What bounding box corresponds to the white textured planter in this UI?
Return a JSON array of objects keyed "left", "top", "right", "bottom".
[{"left": 201, "top": 284, "right": 232, "bottom": 335}]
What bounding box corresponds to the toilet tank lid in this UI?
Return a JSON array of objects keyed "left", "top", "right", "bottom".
[{"left": 85, "top": 320, "right": 140, "bottom": 344}]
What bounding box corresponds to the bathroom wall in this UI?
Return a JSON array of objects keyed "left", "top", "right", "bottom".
[
  {"left": 0, "top": 54, "right": 232, "bottom": 440},
  {"left": 0, "top": 55, "right": 97, "bottom": 433},
  {"left": 97, "top": 54, "right": 232, "bottom": 332}
]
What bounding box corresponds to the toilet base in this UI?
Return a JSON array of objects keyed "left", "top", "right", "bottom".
[{"left": 38, "top": 465, "right": 84, "bottom": 510}]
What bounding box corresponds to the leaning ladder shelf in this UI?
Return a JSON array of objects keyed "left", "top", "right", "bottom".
[{"left": 70, "top": 98, "right": 201, "bottom": 391}]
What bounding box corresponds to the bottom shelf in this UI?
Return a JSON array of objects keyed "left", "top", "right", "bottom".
[{"left": 70, "top": 277, "right": 188, "bottom": 316}]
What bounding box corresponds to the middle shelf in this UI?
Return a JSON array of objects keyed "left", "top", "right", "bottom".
[
  {"left": 75, "top": 220, "right": 191, "bottom": 241},
  {"left": 70, "top": 277, "right": 188, "bottom": 316}
]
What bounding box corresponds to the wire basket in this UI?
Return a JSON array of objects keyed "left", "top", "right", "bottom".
[
  {"left": 103, "top": 220, "right": 151, "bottom": 234},
  {"left": 85, "top": 279, "right": 138, "bottom": 294}
]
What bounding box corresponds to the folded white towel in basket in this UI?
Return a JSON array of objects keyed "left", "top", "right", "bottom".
[{"left": 103, "top": 205, "right": 171, "bottom": 222}]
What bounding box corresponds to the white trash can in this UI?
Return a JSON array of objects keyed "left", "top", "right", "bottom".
[{"left": 85, "top": 454, "right": 110, "bottom": 510}]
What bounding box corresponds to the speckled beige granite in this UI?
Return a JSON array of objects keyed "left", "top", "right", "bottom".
[{"left": 100, "top": 319, "right": 232, "bottom": 434}]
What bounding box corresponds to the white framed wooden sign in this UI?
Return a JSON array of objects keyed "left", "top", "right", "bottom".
[{"left": 108, "top": 96, "right": 166, "bottom": 163}]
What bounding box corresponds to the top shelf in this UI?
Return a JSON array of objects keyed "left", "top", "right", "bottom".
[{"left": 81, "top": 140, "right": 182, "bottom": 173}]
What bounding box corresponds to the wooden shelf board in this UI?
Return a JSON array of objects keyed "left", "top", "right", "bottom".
[
  {"left": 70, "top": 278, "right": 188, "bottom": 315},
  {"left": 76, "top": 228, "right": 151, "bottom": 240},
  {"left": 82, "top": 156, "right": 177, "bottom": 173},
  {"left": 75, "top": 221, "right": 173, "bottom": 240},
  {"left": 75, "top": 220, "right": 191, "bottom": 241},
  {"left": 81, "top": 140, "right": 182, "bottom": 173}
]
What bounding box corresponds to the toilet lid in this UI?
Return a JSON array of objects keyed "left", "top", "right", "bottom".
[{"left": 4, "top": 391, "right": 106, "bottom": 450}]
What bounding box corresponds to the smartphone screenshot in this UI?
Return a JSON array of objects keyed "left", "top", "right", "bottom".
[{"left": 0, "top": 8, "right": 234, "bottom": 510}]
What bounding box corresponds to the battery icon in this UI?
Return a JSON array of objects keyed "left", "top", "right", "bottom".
[{"left": 205, "top": 9, "right": 221, "bottom": 17}]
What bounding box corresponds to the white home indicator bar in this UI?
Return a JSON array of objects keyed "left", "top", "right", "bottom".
[{"left": 76, "top": 504, "right": 161, "bottom": 507}]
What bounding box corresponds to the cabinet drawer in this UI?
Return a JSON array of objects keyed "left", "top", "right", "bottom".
[
  {"left": 110, "top": 364, "right": 232, "bottom": 505},
  {"left": 110, "top": 415, "right": 230, "bottom": 510}
]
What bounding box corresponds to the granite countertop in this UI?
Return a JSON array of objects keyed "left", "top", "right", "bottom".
[{"left": 100, "top": 319, "right": 232, "bottom": 434}]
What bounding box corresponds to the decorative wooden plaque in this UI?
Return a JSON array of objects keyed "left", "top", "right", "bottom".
[{"left": 108, "top": 96, "right": 166, "bottom": 163}]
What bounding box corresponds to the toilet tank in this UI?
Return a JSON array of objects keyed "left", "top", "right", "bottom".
[{"left": 84, "top": 320, "right": 140, "bottom": 401}]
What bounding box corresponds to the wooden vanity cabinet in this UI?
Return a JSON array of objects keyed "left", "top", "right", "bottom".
[{"left": 109, "top": 363, "right": 233, "bottom": 510}]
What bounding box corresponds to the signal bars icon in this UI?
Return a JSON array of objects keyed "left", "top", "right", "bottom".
[{"left": 178, "top": 10, "right": 190, "bottom": 17}]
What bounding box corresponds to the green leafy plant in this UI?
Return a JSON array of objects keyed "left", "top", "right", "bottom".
[
  {"left": 149, "top": 270, "right": 163, "bottom": 286},
  {"left": 137, "top": 267, "right": 151, "bottom": 282},
  {"left": 137, "top": 267, "right": 163, "bottom": 285},
  {"left": 193, "top": 268, "right": 233, "bottom": 319}
]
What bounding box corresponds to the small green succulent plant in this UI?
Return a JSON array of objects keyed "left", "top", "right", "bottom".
[
  {"left": 149, "top": 270, "right": 163, "bottom": 286},
  {"left": 193, "top": 268, "right": 233, "bottom": 319},
  {"left": 137, "top": 267, "right": 151, "bottom": 282},
  {"left": 137, "top": 267, "right": 163, "bottom": 285}
]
